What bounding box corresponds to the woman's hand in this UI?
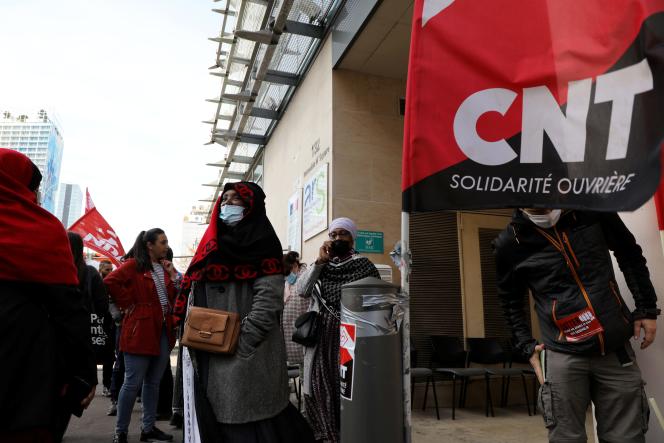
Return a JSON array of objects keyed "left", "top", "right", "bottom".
[
  {"left": 316, "top": 241, "right": 333, "bottom": 265},
  {"left": 81, "top": 386, "right": 96, "bottom": 409},
  {"left": 529, "top": 344, "right": 545, "bottom": 385},
  {"left": 161, "top": 259, "right": 177, "bottom": 280}
]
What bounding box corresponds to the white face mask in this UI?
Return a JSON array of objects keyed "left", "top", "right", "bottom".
[
  {"left": 523, "top": 209, "right": 562, "bottom": 229},
  {"left": 219, "top": 204, "right": 244, "bottom": 226}
]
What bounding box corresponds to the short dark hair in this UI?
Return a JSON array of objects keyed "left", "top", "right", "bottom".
[{"left": 283, "top": 251, "right": 300, "bottom": 274}]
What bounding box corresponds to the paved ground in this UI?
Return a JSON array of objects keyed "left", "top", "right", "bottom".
[{"left": 63, "top": 367, "right": 564, "bottom": 442}]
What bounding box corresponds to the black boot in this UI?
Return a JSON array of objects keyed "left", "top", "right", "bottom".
[{"left": 140, "top": 425, "right": 173, "bottom": 442}]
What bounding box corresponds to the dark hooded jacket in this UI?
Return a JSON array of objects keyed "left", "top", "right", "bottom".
[{"left": 493, "top": 210, "right": 658, "bottom": 359}]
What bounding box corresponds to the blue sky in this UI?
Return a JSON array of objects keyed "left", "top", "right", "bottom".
[{"left": 0, "top": 0, "right": 223, "bottom": 256}]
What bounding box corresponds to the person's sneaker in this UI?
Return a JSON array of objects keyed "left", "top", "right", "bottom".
[
  {"left": 140, "top": 426, "right": 173, "bottom": 442},
  {"left": 169, "top": 412, "right": 183, "bottom": 429},
  {"left": 112, "top": 432, "right": 128, "bottom": 443},
  {"left": 102, "top": 387, "right": 111, "bottom": 397},
  {"left": 107, "top": 401, "right": 117, "bottom": 416}
]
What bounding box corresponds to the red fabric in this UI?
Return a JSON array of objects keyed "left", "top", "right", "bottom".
[
  {"left": 655, "top": 144, "right": 664, "bottom": 230},
  {"left": 104, "top": 258, "right": 177, "bottom": 355},
  {"left": 85, "top": 188, "right": 95, "bottom": 212},
  {"left": 68, "top": 208, "right": 125, "bottom": 266},
  {"left": 403, "top": 0, "right": 664, "bottom": 190},
  {"left": 0, "top": 148, "right": 78, "bottom": 285}
]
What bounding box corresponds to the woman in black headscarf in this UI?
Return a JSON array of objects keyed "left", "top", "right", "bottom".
[{"left": 174, "top": 182, "right": 314, "bottom": 443}]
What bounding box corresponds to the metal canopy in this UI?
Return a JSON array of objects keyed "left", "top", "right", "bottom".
[{"left": 201, "top": 0, "right": 346, "bottom": 221}]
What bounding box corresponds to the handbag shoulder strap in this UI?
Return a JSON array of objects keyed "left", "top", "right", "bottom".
[{"left": 313, "top": 280, "right": 339, "bottom": 321}]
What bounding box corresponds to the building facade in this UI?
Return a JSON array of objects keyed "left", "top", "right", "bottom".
[
  {"left": 176, "top": 204, "right": 210, "bottom": 272},
  {"left": 202, "top": 3, "right": 664, "bottom": 440},
  {"left": 55, "top": 183, "right": 83, "bottom": 228},
  {"left": 0, "top": 109, "right": 64, "bottom": 212}
]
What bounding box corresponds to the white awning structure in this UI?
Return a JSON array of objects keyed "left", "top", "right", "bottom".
[{"left": 202, "top": 0, "right": 345, "bottom": 220}]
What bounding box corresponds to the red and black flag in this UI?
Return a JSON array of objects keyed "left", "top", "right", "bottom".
[{"left": 403, "top": 0, "right": 664, "bottom": 212}]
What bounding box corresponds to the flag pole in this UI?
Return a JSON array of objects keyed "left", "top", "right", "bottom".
[{"left": 401, "top": 211, "right": 412, "bottom": 443}]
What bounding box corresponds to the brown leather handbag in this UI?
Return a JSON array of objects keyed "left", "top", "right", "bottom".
[{"left": 181, "top": 306, "right": 241, "bottom": 354}]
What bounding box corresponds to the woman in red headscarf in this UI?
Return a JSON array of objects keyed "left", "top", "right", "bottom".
[
  {"left": 174, "top": 182, "right": 314, "bottom": 443},
  {"left": 0, "top": 148, "right": 97, "bottom": 443}
]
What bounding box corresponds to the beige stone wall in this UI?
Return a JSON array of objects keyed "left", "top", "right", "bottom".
[
  {"left": 332, "top": 69, "right": 406, "bottom": 278},
  {"left": 262, "top": 40, "right": 334, "bottom": 264}
]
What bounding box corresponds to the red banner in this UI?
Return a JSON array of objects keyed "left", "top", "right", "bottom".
[
  {"left": 85, "top": 188, "right": 95, "bottom": 212},
  {"left": 69, "top": 208, "right": 125, "bottom": 266},
  {"left": 403, "top": 0, "right": 664, "bottom": 212}
]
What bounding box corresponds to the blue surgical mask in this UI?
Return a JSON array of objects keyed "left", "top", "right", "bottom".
[
  {"left": 219, "top": 204, "right": 244, "bottom": 226},
  {"left": 286, "top": 272, "right": 298, "bottom": 285}
]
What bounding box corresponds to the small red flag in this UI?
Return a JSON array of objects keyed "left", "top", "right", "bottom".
[
  {"left": 654, "top": 145, "right": 664, "bottom": 254},
  {"left": 69, "top": 208, "right": 125, "bottom": 266},
  {"left": 85, "top": 188, "right": 96, "bottom": 212}
]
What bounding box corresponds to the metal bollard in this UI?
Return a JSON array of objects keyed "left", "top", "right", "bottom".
[{"left": 340, "top": 276, "right": 404, "bottom": 443}]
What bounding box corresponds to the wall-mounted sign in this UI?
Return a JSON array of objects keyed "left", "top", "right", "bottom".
[
  {"left": 303, "top": 163, "right": 328, "bottom": 240},
  {"left": 355, "top": 230, "right": 384, "bottom": 254},
  {"left": 287, "top": 190, "right": 302, "bottom": 253}
]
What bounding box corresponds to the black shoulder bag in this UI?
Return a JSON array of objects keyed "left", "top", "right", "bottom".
[{"left": 292, "top": 281, "right": 339, "bottom": 347}]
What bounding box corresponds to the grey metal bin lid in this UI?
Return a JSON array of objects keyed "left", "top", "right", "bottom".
[{"left": 341, "top": 276, "right": 399, "bottom": 290}]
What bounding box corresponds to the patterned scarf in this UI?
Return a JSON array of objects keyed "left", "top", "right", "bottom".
[{"left": 173, "top": 182, "right": 283, "bottom": 317}]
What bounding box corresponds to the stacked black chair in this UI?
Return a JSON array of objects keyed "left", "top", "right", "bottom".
[
  {"left": 410, "top": 340, "right": 439, "bottom": 419},
  {"left": 429, "top": 335, "right": 489, "bottom": 420},
  {"left": 466, "top": 337, "right": 531, "bottom": 416},
  {"left": 506, "top": 338, "right": 539, "bottom": 414},
  {"left": 287, "top": 364, "right": 302, "bottom": 411}
]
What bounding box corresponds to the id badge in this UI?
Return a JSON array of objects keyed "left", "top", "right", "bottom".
[{"left": 554, "top": 307, "right": 604, "bottom": 342}]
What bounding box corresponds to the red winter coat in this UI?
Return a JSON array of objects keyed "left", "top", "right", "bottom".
[{"left": 104, "top": 258, "right": 177, "bottom": 356}]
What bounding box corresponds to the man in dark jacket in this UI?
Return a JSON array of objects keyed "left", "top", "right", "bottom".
[{"left": 494, "top": 209, "right": 659, "bottom": 443}]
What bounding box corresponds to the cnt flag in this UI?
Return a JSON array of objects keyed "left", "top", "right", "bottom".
[
  {"left": 403, "top": 0, "right": 664, "bottom": 212},
  {"left": 85, "top": 187, "right": 95, "bottom": 212},
  {"left": 69, "top": 191, "right": 125, "bottom": 265}
]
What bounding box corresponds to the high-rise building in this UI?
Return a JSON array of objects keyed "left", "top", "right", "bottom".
[
  {"left": 0, "top": 109, "right": 64, "bottom": 212},
  {"left": 176, "top": 204, "right": 209, "bottom": 272},
  {"left": 55, "top": 183, "right": 83, "bottom": 228}
]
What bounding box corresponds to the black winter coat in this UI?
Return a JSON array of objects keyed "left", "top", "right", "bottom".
[
  {"left": 0, "top": 281, "right": 97, "bottom": 434},
  {"left": 493, "top": 210, "right": 658, "bottom": 359}
]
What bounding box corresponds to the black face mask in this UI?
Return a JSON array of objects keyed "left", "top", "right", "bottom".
[{"left": 330, "top": 239, "right": 352, "bottom": 258}]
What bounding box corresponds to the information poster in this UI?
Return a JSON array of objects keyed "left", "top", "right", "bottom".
[
  {"left": 303, "top": 163, "right": 328, "bottom": 240},
  {"left": 287, "top": 190, "right": 302, "bottom": 253}
]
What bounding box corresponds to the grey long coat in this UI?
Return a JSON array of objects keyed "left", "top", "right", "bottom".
[{"left": 192, "top": 274, "right": 289, "bottom": 424}]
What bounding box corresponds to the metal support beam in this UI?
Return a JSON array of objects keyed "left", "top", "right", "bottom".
[
  {"left": 212, "top": 9, "right": 237, "bottom": 16},
  {"left": 264, "top": 70, "right": 299, "bottom": 86},
  {"left": 230, "top": 155, "right": 255, "bottom": 164},
  {"left": 225, "top": 171, "right": 246, "bottom": 180},
  {"left": 249, "top": 107, "right": 280, "bottom": 120},
  {"left": 235, "top": 29, "right": 280, "bottom": 45},
  {"left": 284, "top": 20, "right": 324, "bottom": 38},
  {"left": 222, "top": 91, "right": 256, "bottom": 102},
  {"left": 213, "top": 131, "right": 265, "bottom": 145},
  {"left": 225, "top": 79, "right": 244, "bottom": 87}
]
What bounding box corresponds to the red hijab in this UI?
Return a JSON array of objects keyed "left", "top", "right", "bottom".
[
  {"left": 0, "top": 148, "right": 78, "bottom": 285},
  {"left": 173, "top": 182, "right": 283, "bottom": 317}
]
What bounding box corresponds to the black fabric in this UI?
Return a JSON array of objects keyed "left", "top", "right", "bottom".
[
  {"left": 174, "top": 182, "right": 283, "bottom": 318},
  {"left": 214, "top": 182, "right": 284, "bottom": 271},
  {"left": 216, "top": 403, "right": 315, "bottom": 443},
  {"left": 0, "top": 281, "right": 96, "bottom": 435},
  {"left": 493, "top": 210, "right": 658, "bottom": 359}
]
